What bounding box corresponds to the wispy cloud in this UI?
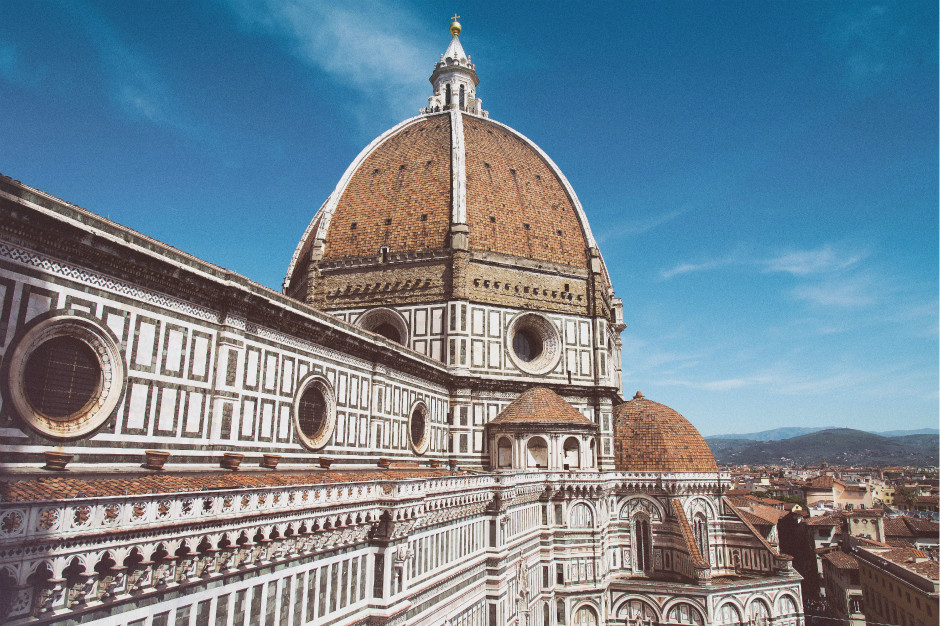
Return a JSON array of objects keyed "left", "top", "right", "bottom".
[
  {"left": 61, "top": 1, "right": 197, "bottom": 134},
  {"left": 764, "top": 245, "right": 864, "bottom": 275},
  {"left": 789, "top": 274, "right": 878, "bottom": 308},
  {"left": 598, "top": 208, "right": 687, "bottom": 242},
  {"left": 660, "top": 375, "right": 776, "bottom": 391},
  {"left": 660, "top": 255, "right": 736, "bottom": 280},
  {"left": 224, "top": 0, "right": 433, "bottom": 126},
  {"left": 825, "top": 4, "right": 917, "bottom": 86}
]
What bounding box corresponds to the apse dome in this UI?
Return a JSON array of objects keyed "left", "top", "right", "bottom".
[{"left": 613, "top": 392, "right": 718, "bottom": 473}]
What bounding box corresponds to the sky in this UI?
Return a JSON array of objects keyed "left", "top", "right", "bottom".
[{"left": 1, "top": 1, "right": 936, "bottom": 436}]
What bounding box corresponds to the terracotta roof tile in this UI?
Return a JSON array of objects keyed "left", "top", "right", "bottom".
[
  {"left": 0, "top": 468, "right": 464, "bottom": 503},
  {"left": 805, "top": 514, "right": 843, "bottom": 527},
  {"left": 612, "top": 392, "right": 716, "bottom": 473},
  {"left": 325, "top": 116, "right": 452, "bottom": 259},
  {"left": 822, "top": 552, "right": 859, "bottom": 570},
  {"left": 489, "top": 387, "right": 595, "bottom": 426}
]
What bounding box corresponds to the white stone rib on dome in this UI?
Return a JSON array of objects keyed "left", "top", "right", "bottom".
[{"left": 450, "top": 109, "right": 467, "bottom": 225}]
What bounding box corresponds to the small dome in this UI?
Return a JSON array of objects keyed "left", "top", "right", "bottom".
[
  {"left": 490, "top": 387, "right": 595, "bottom": 427},
  {"left": 612, "top": 392, "right": 717, "bottom": 472}
]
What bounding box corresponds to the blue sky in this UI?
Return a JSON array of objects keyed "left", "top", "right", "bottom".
[{"left": 1, "top": 1, "right": 936, "bottom": 436}]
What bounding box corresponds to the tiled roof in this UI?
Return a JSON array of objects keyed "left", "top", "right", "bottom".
[
  {"left": 884, "top": 516, "right": 940, "bottom": 538},
  {"left": 670, "top": 498, "right": 708, "bottom": 569},
  {"left": 821, "top": 552, "right": 858, "bottom": 570},
  {"left": 747, "top": 503, "right": 787, "bottom": 524},
  {"left": 0, "top": 468, "right": 463, "bottom": 503},
  {"left": 884, "top": 517, "right": 915, "bottom": 537},
  {"left": 489, "top": 387, "right": 595, "bottom": 426},
  {"left": 612, "top": 392, "right": 717, "bottom": 473},
  {"left": 463, "top": 117, "right": 588, "bottom": 265},
  {"left": 324, "top": 116, "right": 453, "bottom": 260},
  {"left": 908, "top": 560, "right": 940, "bottom": 580},
  {"left": 805, "top": 514, "right": 843, "bottom": 527},
  {"left": 738, "top": 509, "right": 774, "bottom": 528}
]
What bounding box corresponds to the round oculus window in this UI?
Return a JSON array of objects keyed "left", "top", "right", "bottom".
[
  {"left": 408, "top": 400, "right": 429, "bottom": 454},
  {"left": 506, "top": 313, "right": 562, "bottom": 375},
  {"left": 24, "top": 336, "right": 102, "bottom": 420},
  {"left": 292, "top": 375, "right": 335, "bottom": 450},
  {"left": 7, "top": 315, "right": 125, "bottom": 439}
]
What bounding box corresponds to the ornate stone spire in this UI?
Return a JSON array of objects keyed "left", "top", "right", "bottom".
[{"left": 421, "top": 16, "right": 487, "bottom": 117}]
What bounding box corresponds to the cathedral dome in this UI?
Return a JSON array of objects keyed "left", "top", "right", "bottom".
[
  {"left": 283, "top": 23, "right": 613, "bottom": 307},
  {"left": 284, "top": 111, "right": 603, "bottom": 290},
  {"left": 612, "top": 392, "right": 718, "bottom": 473}
]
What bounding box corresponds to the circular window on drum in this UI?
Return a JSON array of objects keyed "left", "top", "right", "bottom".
[
  {"left": 293, "top": 375, "right": 336, "bottom": 450},
  {"left": 408, "top": 400, "right": 429, "bottom": 455},
  {"left": 7, "top": 314, "right": 125, "bottom": 439},
  {"left": 506, "top": 313, "right": 561, "bottom": 375}
]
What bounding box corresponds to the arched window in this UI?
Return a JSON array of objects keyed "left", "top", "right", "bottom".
[
  {"left": 459, "top": 84, "right": 465, "bottom": 108},
  {"left": 526, "top": 437, "right": 548, "bottom": 469},
  {"left": 747, "top": 600, "right": 770, "bottom": 626},
  {"left": 568, "top": 503, "right": 594, "bottom": 529},
  {"left": 666, "top": 602, "right": 704, "bottom": 625},
  {"left": 693, "top": 513, "right": 709, "bottom": 563},
  {"left": 445, "top": 83, "right": 451, "bottom": 106},
  {"left": 633, "top": 514, "right": 652, "bottom": 573},
  {"left": 563, "top": 437, "right": 580, "bottom": 470},
  {"left": 778, "top": 596, "right": 798, "bottom": 616},
  {"left": 718, "top": 603, "right": 743, "bottom": 626},
  {"left": 573, "top": 605, "right": 598, "bottom": 626},
  {"left": 497, "top": 437, "right": 512, "bottom": 468},
  {"left": 617, "top": 599, "right": 657, "bottom": 624}
]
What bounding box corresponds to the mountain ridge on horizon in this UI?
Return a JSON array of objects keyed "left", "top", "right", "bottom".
[
  {"left": 705, "top": 426, "right": 939, "bottom": 441},
  {"left": 705, "top": 427, "right": 939, "bottom": 466}
]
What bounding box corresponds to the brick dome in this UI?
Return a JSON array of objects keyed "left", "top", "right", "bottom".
[
  {"left": 283, "top": 110, "right": 606, "bottom": 294},
  {"left": 613, "top": 392, "right": 717, "bottom": 473}
]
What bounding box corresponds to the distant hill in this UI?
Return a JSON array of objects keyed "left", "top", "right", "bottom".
[
  {"left": 707, "top": 426, "right": 835, "bottom": 441},
  {"left": 875, "top": 428, "right": 939, "bottom": 437},
  {"left": 706, "top": 428, "right": 939, "bottom": 466}
]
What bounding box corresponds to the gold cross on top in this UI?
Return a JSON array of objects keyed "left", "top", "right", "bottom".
[{"left": 451, "top": 14, "right": 460, "bottom": 22}]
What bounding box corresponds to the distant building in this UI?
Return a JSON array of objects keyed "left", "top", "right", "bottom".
[
  {"left": 855, "top": 546, "right": 939, "bottom": 626},
  {"left": 803, "top": 476, "right": 872, "bottom": 510},
  {"left": 820, "top": 552, "right": 865, "bottom": 626}
]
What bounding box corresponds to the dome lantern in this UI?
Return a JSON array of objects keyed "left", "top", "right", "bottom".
[{"left": 422, "top": 17, "right": 487, "bottom": 116}]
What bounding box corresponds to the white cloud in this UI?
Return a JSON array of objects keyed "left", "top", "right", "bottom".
[
  {"left": 598, "top": 208, "right": 687, "bottom": 241},
  {"left": 764, "top": 245, "right": 864, "bottom": 275},
  {"left": 61, "top": 1, "right": 197, "bottom": 134},
  {"left": 790, "top": 276, "right": 876, "bottom": 307},
  {"left": 660, "top": 256, "right": 736, "bottom": 280},
  {"left": 225, "top": 0, "right": 434, "bottom": 125}
]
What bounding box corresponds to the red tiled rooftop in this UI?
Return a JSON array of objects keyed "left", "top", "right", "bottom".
[
  {"left": 489, "top": 387, "right": 595, "bottom": 426},
  {"left": 0, "top": 468, "right": 465, "bottom": 503},
  {"left": 612, "top": 392, "right": 717, "bottom": 473},
  {"left": 821, "top": 552, "right": 858, "bottom": 570}
]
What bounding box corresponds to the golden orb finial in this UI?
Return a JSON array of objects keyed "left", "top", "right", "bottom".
[{"left": 450, "top": 14, "right": 461, "bottom": 36}]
